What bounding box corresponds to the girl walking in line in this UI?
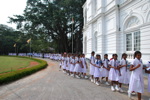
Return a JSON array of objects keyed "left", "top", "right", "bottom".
[
  {"left": 118, "top": 53, "right": 130, "bottom": 92},
  {"left": 109, "top": 54, "right": 120, "bottom": 92},
  {"left": 128, "top": 51, "right": 144, "bottom": 100},
  {"left": 90, "top": 51, "right": 95, "bottom": 82}
]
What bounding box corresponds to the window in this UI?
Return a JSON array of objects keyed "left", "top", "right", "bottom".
[{"left": 126, "top": 31, "right": 140, "bottom": 51}]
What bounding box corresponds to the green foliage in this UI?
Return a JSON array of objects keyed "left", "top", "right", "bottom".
[
  {"left": 9, "top": 0, "right": 86, "bottom": 53},
  {"left": 0, "top": 56, "right": 47, "bottom": 84}
]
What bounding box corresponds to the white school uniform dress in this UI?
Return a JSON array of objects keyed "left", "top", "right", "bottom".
[
  {"left": 90, "top": 56, "right": 95, "bottom": 75},
  {"left": 119, "top": 59, "right": 130, "bottom": 84},
  {"left": 62, "top": 57, "right": 67, "bottom": 69},
  {"left": 108, "top": 59, "right": 120, "bottom": 81},
  {"left": 70, "top": 59, "right": 75, "bottom": 72},
  {"left": 74, "top": 57, "right": 81, "bottom": 73},
  {"left": 94, "top": 59, "right": 102, "bottom": 78},
  {"left": 146, "top": 61, "right": 150, "bottom": 92},
  {"left": 129, "top": 58, "right": 144, "bottom": 93},
  {"left": 101, "top": 59, "right": 109, "bottom": 77},
  {"left": 59, "top": 56, "right": 62, "bottom": 66},
  {"left": 81, "top": 57, "right": 87, "bottom": 73},
  {"left": 66, "top": 57, "right": 70, "bottom": 70}
]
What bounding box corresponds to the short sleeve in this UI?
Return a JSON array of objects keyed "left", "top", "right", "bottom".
[
  {"left": 131, "top": 59, "right": 135, "bottom": 65},
  {"left": 109, "top": 60, "right": 112, "bottom": 65}
]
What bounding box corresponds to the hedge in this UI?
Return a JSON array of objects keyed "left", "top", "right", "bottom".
[{"left": 0, "top": 56, "right": 48, "bottom": 85}]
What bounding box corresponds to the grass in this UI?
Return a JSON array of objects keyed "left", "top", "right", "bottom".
[
  {"left": 0, "top": 56, "right": 36, "bottom": 74},
  {"left": 0, "top": 56, "right": 47, "bottom": 84}
]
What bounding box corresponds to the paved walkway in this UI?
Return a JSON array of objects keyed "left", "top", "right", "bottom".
[{"left": 0, "top": 58, "right": 149, "bottom": 100}]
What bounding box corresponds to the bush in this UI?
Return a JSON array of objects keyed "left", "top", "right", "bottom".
[{"left": 0, "top": 56, "right": 48, "bottom": 84}]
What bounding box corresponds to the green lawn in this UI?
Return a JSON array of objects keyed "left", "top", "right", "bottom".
[{"left": 0, "top": 56, "right": 36, "bottom": 74}]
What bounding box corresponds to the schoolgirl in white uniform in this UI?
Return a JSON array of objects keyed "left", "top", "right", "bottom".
[
  {"left": 70, "top": 56, "right": 76, "bottom": 77},
  {"left": 90, "top": 51, "right": 95, "bottom": 82},
  {"left": 74, "top": 54, "right": 82, "bottom": 78},
  {"left": 93, "top": 54, "right": 103, "bottom": 86},
  {"left": 59, "top": 54, "right": 63, "bottom": 71},
  {"left": 128, "top": 51, "right": 144, "bottom": 100},
  {"left": 101, "top": 54, "right": 110, "bottom": 85},
  {"left": 62, "top": 54, "right": 67, "bottom": 73},
  {"left": 81, "top": 54, "right": 88, "bottom": 79},
  {"left": 145, "top": 61, "right": 150, "bottom": 92},
  {"left": 66, "top": 54, "right": 71, "bottom": 75},
  {"left": 109, "top": 54, "right": 120, "bottom": 92},
  {"left": 119, "top": 53, "right": 130, "bottom": 93}
]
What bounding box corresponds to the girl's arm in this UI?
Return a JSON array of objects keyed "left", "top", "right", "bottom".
[
  {"left": 119, "top": 64, "right": 127, "bottom": 68},
  {"left": 130, "top": 64, "right": 141, "bottom": 71}
]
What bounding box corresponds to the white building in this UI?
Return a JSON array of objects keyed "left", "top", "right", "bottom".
[{"left": 82, "top": 0, "right": 150, "bottom": 63}]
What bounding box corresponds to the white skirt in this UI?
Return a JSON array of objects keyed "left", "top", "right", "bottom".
[
  {"left": 148, "top": 74, "right": 150, "bottom": 92},
  {"left": 66, "top": 63, "right": 70, "bottom": 70},
  {"left": 129, "top": 72, "right": 144, "bottom": 93},
  {"left": 62, "top": 64, "right": 67, "bottom": 69},
  {"left": 74, "top": 64, "right": 81, "bottom": 72},
  {"left": 101, "top": 68, "right": 109, "bottom": 77},
  {"left": 82, "top": 64, "right": 87, "bottom": 73},
  {"left": 90, "top": 64, "right": 95, "bottom": 75},
  {"left": 119, "top": 71, "right": 130, "bottom": 84},
  {"left": 108, "top": 68, "right": 120, "bottom": 81},
  {"left": 94, "top": 67, "right": 101, "bottom": 77},
  {"left": 70, "top": 64, "right": 75, "bottom": 72}
]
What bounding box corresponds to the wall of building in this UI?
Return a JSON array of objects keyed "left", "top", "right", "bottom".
[{"left": 82, "top": 0, "right": 150, "bottom": 63}]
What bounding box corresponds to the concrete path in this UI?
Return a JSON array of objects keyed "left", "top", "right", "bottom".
[{"left": 0, "top": 58, "right": 149, "bottom": 100}]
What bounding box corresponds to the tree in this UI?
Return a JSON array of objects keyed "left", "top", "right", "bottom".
[{"left": 9, "top": 0, "right": 85, "bottom": 53}]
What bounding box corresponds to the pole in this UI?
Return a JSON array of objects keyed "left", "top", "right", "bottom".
[{"left": 72, "top": 21, "right": 73, "bottom": 54}]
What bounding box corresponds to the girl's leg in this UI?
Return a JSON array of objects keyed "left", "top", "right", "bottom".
[{"left": 137, "top": 93, "right": 141, "bottom": 100}]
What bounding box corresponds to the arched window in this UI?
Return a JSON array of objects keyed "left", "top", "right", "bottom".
[{"left": 125, "top": 16, "right": 141, "bottom": 51}]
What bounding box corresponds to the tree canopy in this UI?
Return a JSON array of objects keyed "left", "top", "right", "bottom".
[{"left": 9, "top": 0, "right": 85, "bottom": 53}]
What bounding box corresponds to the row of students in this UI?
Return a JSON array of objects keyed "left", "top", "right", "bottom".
[
  {"left": 57, "top": 54, "right": 89, "bottom": 79},
  {"left": 89, "top": 51, "right": 150, "bottom": 100},
  {"left": 50, "top": 51, "right": 150, "bottom": 100}
]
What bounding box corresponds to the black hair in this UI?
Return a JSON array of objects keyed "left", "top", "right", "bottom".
[
  {"left": 104, "top": 54, "right": 108, "bottom": 56},
  {"left": 122, "top": 53, "right": 127, "bottom": 58},
  {"left": 78, "top": 54, "right": 80, "bottom": 57},
  {"left": 134, "top": 51, "right": 142, "bottom": 59},
  {"left": 91, "top": 51, "right": 95, "bottom": 54},
  {"left": 113, "top": 54, "right": 118, "bottom": 57}
]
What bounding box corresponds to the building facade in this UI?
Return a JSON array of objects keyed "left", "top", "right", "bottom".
[{"left": 82, "top": 0, "right": 150, "bottom": 63}]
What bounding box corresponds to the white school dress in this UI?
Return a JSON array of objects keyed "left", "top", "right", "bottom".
[
  {"left": 108, "top": 59, "right": 120, "bottom": 81},
  {"left": 62, "top": 57, "right": 67, "bottom": 69},
  {"left": 101, "top": 59, "right": 109, "bottom": 77},
  {"left": 119, "top": 59, "right": 130, "bottom": 84},
  {"left": 59, "top": 56, "right": 62, "bottom": 66},
  {"left": 146, "top": 61, "right": 150, "bottom": 92},
  {"left": 74, "top": 57, "right": 81, "bottom": 73},
  {"left": 90, "top": 56, "right": 95, "bottom": 75},
  {"left": 129, "top": 58, "right": 144, "bottom": 93},
  {"left": 81, "top": 57, "right": 87, "bottom": 73},
  {"left": 66, "top": 57, "right": 71, "bottom": 70},
  {"left": 70, "top": 59, "right": 75, "bottom": 72},
  {"left": 94, "top": 59, "right": 102, "bottom": 78}
]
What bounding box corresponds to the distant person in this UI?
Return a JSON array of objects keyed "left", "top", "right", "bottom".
[
  {"left": 93, "top": 54, "right": 103, "bottom": 86},
  {"left": 109, "top": 54, "right": 120, "bottom": 92},
  {"left": 89, "top": 51, "right": 95, "bottom": 82},
  {"left": 101, "top": 54, "right": 110, "bottom": 85},
  {"left": 110, "top": 54, "right": 114, "bottom": 60},
  {"left": 81, "top": 54, "right": 88, "bottom": 79}
]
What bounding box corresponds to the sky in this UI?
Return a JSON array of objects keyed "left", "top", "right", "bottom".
[{"left": 0, "top": 0, "right": 27, "bottom": 29}]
